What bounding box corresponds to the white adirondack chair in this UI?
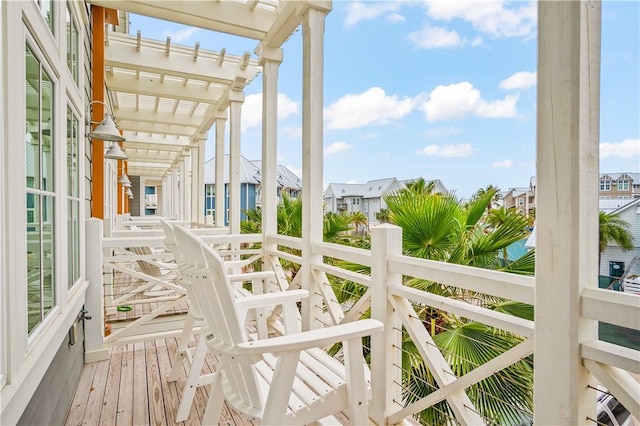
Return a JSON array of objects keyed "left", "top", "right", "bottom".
[
  {"left": 173, "top": 225, "right": 384, "bottom": 425},
  {"left": 161, "top": 220, "right": 305, "bottom": 422}
]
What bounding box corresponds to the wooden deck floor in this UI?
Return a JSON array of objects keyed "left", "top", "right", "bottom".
[{"left": 64, "top": 336, "right": 258, "bottom": 426}]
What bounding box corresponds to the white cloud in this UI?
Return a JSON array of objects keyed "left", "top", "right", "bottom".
[
  {"left": 325, "top": 87, "right": 414, "bottom": 130},
  {"left": 424, "top": 0, "right": 537, "bottom": 39},
  {"left": 346, "top": 180, "right": 359, "bottom": 184},
  {"left": 492, "top": 159, "right": 513, "bottom": 168},
  {"left": 419, "top": 82, "right": 518, "bottom": 121},
  {"left": 415, "top": 143, "right": 473, "bottom": 157},
  {"left": 325, "top": 142, "right": 353, "bottom": 155},
  {"left": 281, "top": 125, "right": 302, "bottom": 139},
  {"left": 387, "top": 13, "right": 405, "bottom": 23},
  {"left": 408, "top": 26, "right": 466, "bottom": 49},
  {"left": 163, "top": 27, "right": 201, "bottom": 43},
  {"left": 242, "top": 93, "right": 299, "bottom": 131},
  {"left": 500, "top": 71, "right": 537, "bottom": 90},
  {"left": 344, "top": 2, "right": 403, "bottom": 27},
  {"left": 600, "top": 139, "right": 640, "bottom": 158}
]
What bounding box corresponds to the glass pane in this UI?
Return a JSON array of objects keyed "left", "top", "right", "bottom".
[
  {"left": 26, "top": 46, "right": 40, "bottom": 190},
  {"left": 42, "top": 196, "right": 55, "bottom": 316},
  {"left": 67, "top": 107, "right": 79, "bottom": 197},
  {"left": 67, "top": 107, "right": 72, "bottom": 195},
  {"left": 27, "top": 194, "right": 42, "bottom": 334},
  {"left": 66, "top": 4, "right": 78, "bottom": 82},
  {"left": 39, "top": 0, "right": 54, "bottom": 34},
  {"left": 42, "top": 70, "right": 54, "bottom": 192},
  {"left": 68, "top": 199, "right": 79, "bottom": 288}
]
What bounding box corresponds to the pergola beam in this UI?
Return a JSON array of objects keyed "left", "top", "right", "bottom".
[
  {"left": 113, "top": 107, "right": 202, "bottom": 128},
  {"left": 106, "top": 69, "right": 227, "bottom": 104},
  {"left": 89, "top": 0, "right": 276, "bottom": 39},
  {"left": 105, "top": 33, "right": 259, "bottom": 85}
]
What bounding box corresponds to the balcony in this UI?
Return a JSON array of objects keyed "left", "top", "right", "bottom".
[{"left": 63, "top": 216, "right": 639, "bottom": 425}]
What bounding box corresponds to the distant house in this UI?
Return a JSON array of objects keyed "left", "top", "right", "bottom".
[
  {"left": 324, "top": 178, "right": 447, "bottom": 226},
  {"left": 503, "top": 187, "right": 535, "bottom": 216},
  {"left": 599, "top": 172, "right": 640, "bottom": 200},
  {"left": 525, "top": 198, "right": 640, "bottom": 277},
  {"left": 204, "top": 155, "right": 302, "bottom": 225},
  {"left": 598, "top": 198, "right": 640, "bottom": 277}
]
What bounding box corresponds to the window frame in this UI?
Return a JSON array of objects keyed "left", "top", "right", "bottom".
[{"left": 25, "top": 41, "right": 58, "bottom": 336}]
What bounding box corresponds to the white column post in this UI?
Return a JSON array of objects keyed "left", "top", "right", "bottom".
[
  {"left": 228, "top": 90, "right": 244, "bottom": 235},
  {"left": 535, "top": 1, "right": 600, "bottom": 424},
  {"left": 301, "top": 5, "right": 329, "bottom": 330},
  {"left": 370, "top": 224, "right": 403, "bottom": 425},
  {"left": 182, "top": 147, "right": 191, "bottom": 223},
  {"left": 85, "top": 218, "right": 109, "bottom": 362},
  {"left": 171, "top": 166, "right": 179, "bottom": 220},
  {"left": 191, "top": 135, "right": 206, "bottom": 226},
  {"left": 214, "top": 114, "right": 227, "bottom": 227},
  {"left": 256, "top": 45, "right": 283, "bottom": 256}
]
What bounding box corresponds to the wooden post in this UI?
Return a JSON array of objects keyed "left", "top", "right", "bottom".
[
  {"left": 214, "top": 115, "right": 226, "bottom": 227},
  {"left": 370, "top": 224, "right": 403, "bottom": 425},
  {"left": 90, "top": 6, "right": 105, "bottom": 219},
  {"left": 535, "top": 1, "right": 600, "bottom": 423},
  {"left": 257, "top": 45, "right": 283, "bottom": 265},
  {"left": 85, "top": 218, "right": 109, "bottom": 362},
  {"left": 301, "top": 5, "right": 328, "bottom": 331},
  {"left": 228, "top": 90, "right": 244, "bottom": 235}
]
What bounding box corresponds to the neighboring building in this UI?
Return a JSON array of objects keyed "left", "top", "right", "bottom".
[
  {"left": 526, "top": 198, "right": 640, "bottom": 278},
  {"left": 251, "top": 161, "right": 303, "bottom": 205},
  {"left": 503, "top": 187, "right": 536, "bottom": 216},
  {"left": 598, "top": 172, "right": 640, "bottom": 200},
  {"left": 204, "top": 155, "right": 302, "bottom": 225},
  {"left": 324, "top": 178, "right": 447, "bottom": 226},
  {"left": 598, "top": 198, "right": 640, "bottom": 277}
]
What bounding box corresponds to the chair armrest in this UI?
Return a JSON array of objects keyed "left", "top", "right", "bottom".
[
  {"left": 236, "top": 319, "right": 383, "bottom": 355},
  {"left": 236, "top": 289, "right": 308, "bottom": 311},
  {"left": 228, "top": 271, "right": 275, "bottom": 282}
]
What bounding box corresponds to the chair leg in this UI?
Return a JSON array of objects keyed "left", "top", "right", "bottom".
[
  {"left": 175, "top": 335, "right": 208, "bottom": 422},
  {"left": 168, "top": 313, "right": 196, "bottom": 382},
  {"left": 343, "top": 339, "right": 369, "bottom": 426},
  {"left": 202, "top": 370, "right": 224, "bottom": 426}
]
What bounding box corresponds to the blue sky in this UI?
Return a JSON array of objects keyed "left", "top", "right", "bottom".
[{"left": 129, "top": 1, "right": 639, "bottom": 198}]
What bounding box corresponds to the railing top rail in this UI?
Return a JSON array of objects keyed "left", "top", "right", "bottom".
[{"left": 389, "top": 254, "right": 535, "bottom": 305}]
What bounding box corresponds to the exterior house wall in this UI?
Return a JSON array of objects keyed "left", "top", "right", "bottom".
[
  {"left": 0, "top": 1, "right": 91, "bottom": 424},
  {"left": 205, "top": 183, "right": 256, "bottom": 225},
  {"left": 599, "top": 201, "right": 640, "bottom": 276}
]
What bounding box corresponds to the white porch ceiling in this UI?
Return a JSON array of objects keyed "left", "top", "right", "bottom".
[
  {"left": 88, "top": 0, "right": 327, "bottom": 178},
  {"left": 102, "top": 31, "right": 260, "bottom": 178}
]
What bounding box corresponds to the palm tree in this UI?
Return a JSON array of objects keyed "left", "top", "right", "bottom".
[
  {"left": 349, "top": 211, "right": 368, "bottom": 237},
  {"left": 599, "top": 211, "right": 634, "bottom": 265},
  {"left": 382, "top": 186, "right": 534, "bottom": 425}
]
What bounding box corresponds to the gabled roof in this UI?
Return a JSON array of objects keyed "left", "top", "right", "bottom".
[
  {"left": 608, "top": 198, "right": 640, "bottom": 215},
  {"left": 600, "top": 172, "right": 640, "bottom": 181},
  {"left": 599, "top": 198, "right": 638, "bottom": 214},
  {"left": 362, "top": 178, "right": 399, "bottom": 199},
  {"left": 250, "top": 161, "right": 302, "bottom": 190},
  {"left": 204, "top": 155, "right": 261, "bottom": 185}
]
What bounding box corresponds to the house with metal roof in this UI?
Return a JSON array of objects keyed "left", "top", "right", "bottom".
[{"left": 204, "top": 155, "right": 302, "bottom": 224}]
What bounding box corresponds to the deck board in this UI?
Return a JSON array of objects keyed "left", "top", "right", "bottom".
[{"left": 64, "top": 339, "right": 260, "bottom": 426}]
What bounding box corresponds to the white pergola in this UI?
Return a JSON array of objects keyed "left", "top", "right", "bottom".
[{"left": 84, "top": 2, "right": 634, "bottom": 425}]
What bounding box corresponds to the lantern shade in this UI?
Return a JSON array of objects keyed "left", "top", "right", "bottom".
[
  {"left": 104, "top": 143, "right": 127, "bottom": 160},
  {"left": 87, "top": 114, "right": 125, "bottom": 142}
]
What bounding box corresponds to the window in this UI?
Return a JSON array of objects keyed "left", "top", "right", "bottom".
[
  {"left": 618, "top": 180, "right": 629, "bottom": 191},
  {"left": 600, "top": 196, "right": 611, "bottom": 200},
  {"left": 600, "top": 180, "right": 611, "bottom": 191},
  {"left": 519, "top": 198, "right": 525, "bottom": 206},
  {"left": 67, "top": 107, "right": 80, "bottom": 288},
  {"left": 617, "top": 196, "right": 630, "bottom": 200},
  {"left": 36, "top": 0, "right": 54, "bottom": 35},
  {"left": 26, "top": 44, "right": 55, "bottom": 334},
  {"left": 66, "top": 3, "right": 78, "bottom": 83}
]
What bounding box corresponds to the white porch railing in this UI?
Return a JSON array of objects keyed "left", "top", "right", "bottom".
[{"left": 85, "top": 219, "right": 640, "bottom": 424}]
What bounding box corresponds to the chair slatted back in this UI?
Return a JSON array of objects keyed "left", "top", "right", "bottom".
[
  {"left": 173, "top": 225, "right": 265, "bottom": 411},
  {"left": 160, "top": 220, "right": 203, "bottom": 319},
  {"left": 129, "top": 246, "right": 164, "bottom": 277}
]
